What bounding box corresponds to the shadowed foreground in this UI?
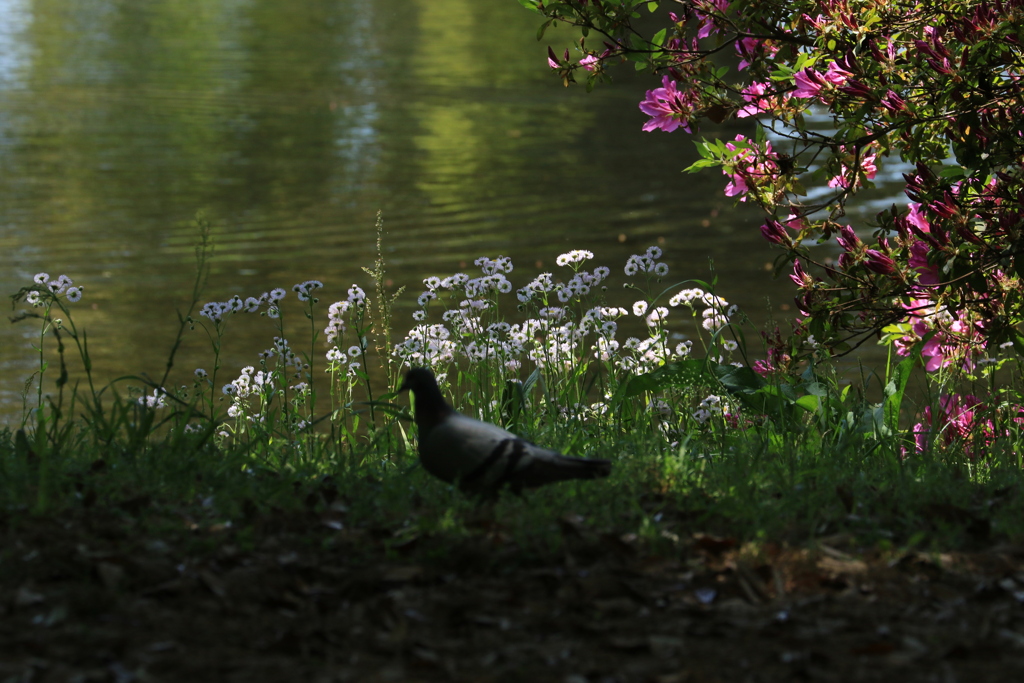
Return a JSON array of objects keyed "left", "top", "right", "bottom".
[{"left": 3, "top": 493, "right": 1024, "bottom": 683}]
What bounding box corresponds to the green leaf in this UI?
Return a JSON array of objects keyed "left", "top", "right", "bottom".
[
  {"left": 795, "top": 395, "right": 821, "bottom": 413},
  {"left": 938, "top": 165, "right": 967, "bottom": 179},
  {"left": 883, "top": 355, "right": 915, "bottom": 432},
  {"left": 518, "top": 0, "right": 541, "bottom": 12},
  {"left": 647, "top": 1, "right": 659, "bottom": 12},
  {"left": 651, "top": 28, "right": 667, "bottom": 49},
  {"left": 682, "top": 158, "right": 721, "bottom": 173},
  {"left": 712, "top": 364, "right": 766, "bottom": 396}
]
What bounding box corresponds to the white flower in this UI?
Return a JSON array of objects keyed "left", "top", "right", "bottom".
[
  {"left": 347, "top": 345, "right": 361, "bottom": 358},
  {"left": 347, "top": 285, "right": 366, "bottom": 304},
  {"left": 417, "top": 291, "right": 436, "bottom": 306},
  {"left": 326, "top": 348, "right": 343, "bottom": 362},
  {"left": 722, "top": 340, "right": 738, "bottom": 352},
  {"left": 267, "top": 306, "right": 280, "bottom": 319},
  {"left": 269, "top": 288, "right": 287, "bottom": 301},
  {"left": 227, "top": 404, "right": 241, "bottom": 418},
  {"left": 670, "top": 288, "right": 704, "bottom": 306},
  {"left": 693, "top": 408, "right": 712, "bottom": 424},
  {"left": 646, "top": 307, "right": 669, "bottom": 327},
  {"left": 424, "top": 276, "right": 441, "bottom": 290},
  {"left": 632, "top": 300, "right": 649, "bottom": 316},
  {"left": 33, "top": 273, "right": 49, "bottom": 285},
  {"left": 654, "top": 262, "right": 669, "bottom": 277},
  {"left": 412, "top": 310, "right": 426, "bottom": 321},
  {"left": 194, "top": 368, "right": 208, "bottom": 379},
  {"left": 244, "top": 296, "right": 261, "bottom": 312},
  {"left": 65, "top": 287, "right": 82, "bottom": 303},
  {"left": 556, "top": 249, "right": 594, "bottom": 267},
  {"left": 222, "top": 384, "right": 237, "bottom": 396}
]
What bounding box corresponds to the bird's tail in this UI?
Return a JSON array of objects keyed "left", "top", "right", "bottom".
[{"left": 523, "top": 455, "right": 611, "bottom": 487}]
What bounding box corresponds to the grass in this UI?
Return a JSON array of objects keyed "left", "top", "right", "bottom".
[{"left": 3, "top": 213, "right": 1024, "bottom": 562}]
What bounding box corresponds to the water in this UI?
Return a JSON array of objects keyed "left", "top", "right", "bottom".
[{"left": 0, "top": 0, "right": 891, "bottom": 423}]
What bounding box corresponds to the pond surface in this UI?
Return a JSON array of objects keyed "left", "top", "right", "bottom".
[{"left": 0, "top": 0, "right": 891, "bottom": 422}]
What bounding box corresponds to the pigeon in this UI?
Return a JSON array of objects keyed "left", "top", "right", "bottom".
[{"left": 399, "top": 367, "right": 612, "bottom": 496}]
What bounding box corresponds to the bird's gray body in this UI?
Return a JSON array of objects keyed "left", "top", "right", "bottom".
[{"left": 400, "top": 368, "right": 611, "bottom": 496}]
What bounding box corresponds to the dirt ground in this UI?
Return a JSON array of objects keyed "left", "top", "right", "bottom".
[{"left": 3, "top": 498, "right": 1024, "bottom": 683}]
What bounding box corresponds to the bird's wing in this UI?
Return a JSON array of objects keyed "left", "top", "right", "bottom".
[{"left": 420, "top": 414, "right": 559, "bottom": 492}]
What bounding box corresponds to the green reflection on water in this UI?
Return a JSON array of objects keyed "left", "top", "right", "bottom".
[{"left": 0, "top": 0, "right": 820, "bottom": 422}]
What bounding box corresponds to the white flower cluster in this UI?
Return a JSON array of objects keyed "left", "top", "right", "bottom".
[
  {"left": 395, "top": 250, "right": 727, "bottom": 376},
  {"left": 624, "top": 246, "right": 669, "bottom": 277},
  {"left": 200, "top": 288, "right": 287, "bottom": 323},
  {"left": 555, "top": 249, "right": 594, "bottom": 267},
  {"left": 516, "top": 266, "right": 611, "bottom": 304},
  {"left": 475, "top": 256, "right": 514, "bottom": 275},
  {"left": 137, "top": 387, "right": 168, "bottom": 409},
  {"left": 28, "top": 273, "right": 82, "bottom": 305},
  {"left": 324, "top": 284, "right": 367, "bottom": 345},
  {"left": 292, "top": 279, "right": 323, "bottom": 302},
  {"left": 693, "top": 394, "right": 729, "bottom": 425},
  {"left": 669, "top": 288, "right": 705, "bottom": 307},
  {"left": 326, "top": 343, "right": 363, "bottom": 379}
]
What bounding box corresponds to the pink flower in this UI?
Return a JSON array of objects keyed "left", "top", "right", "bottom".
[
  {"left": 724, "top": 174, "right": 749, "bottom": 197},
  {"left": 907, "top": 203, "right": 930, "bottom": 233},
  {"left": 579, "top": 55, "right": 599, "bottom": 71},
  {"left": 913, "top": 394, "right": 994, "bottom": 459},
  {"left": 694, "top": 0, "right": 729, "bottom": 40},
  {"left": 823, "top": 61, "right": 853, "bottom": 86},
  {"left": 793, "top": 69, "right": 825, "bottom": 99},
  {"left": 785, "top": 213, "right": 808, "bottom": 230},
  {"left": 721, "top": 135, "right": 779, "bottom": 201},
  {"left": 735, "top": 37, "right": 777, "bottom": 70},
  {"left": 547, "top": 47, "right": 561, "bottom": 70},
  {"left": 789, "top": 259, "right": 813, "bottom": 288},
  {"left": 639, "top": 75, "right": 694, "bottom": 133},
  {"left": 736, "top": 82, "right": 782, "bottom": 118},
  {"left": 908, "top": 240, "right": 939, "bottom": 285},
  {"left": 828, "top": 152, "right": 877, "bottom": 189}
]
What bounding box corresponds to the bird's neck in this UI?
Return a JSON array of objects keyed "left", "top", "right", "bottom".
[{"left": 413, "top": 383, "right": 455, "bottom": 437}]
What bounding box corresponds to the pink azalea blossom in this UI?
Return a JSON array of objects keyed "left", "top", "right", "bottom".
[
  {"left": 722, "top": 135, "right": 779, "bottom": 201},
  {"left": 579, "top": 55, "right": 599, "bottom": 71},
  {"left": 823, "top": 61, "right": 853, "bottom": 86},
  {"left": 736, "top": 82, "right": 783, "bottom": 118},
  {"left": 639, "top": 75, "right": 693, "bottom": 133},
  {"left": 913, "top": 394, "right": 993, "bottom": 459},
  {"left": 907, "top": 202, "right": 930, "bottom": 233},
  {"left": 793, "top": 69, "right": 825, "bottom": 99},
  {"left": 828, "top": 152, "right": 877, "bottom": 189},
  {"left": 735, "top": 37, "right": 778, "bottom": 71},
  {"left": 908, "top": 240, "right": 940, "bottom": 285},
  {"left": 785, "top": 213, "right": 809, "bottom": 230},
  {"left": 694, "top": 0, "right": 729, "bottom": 40}
]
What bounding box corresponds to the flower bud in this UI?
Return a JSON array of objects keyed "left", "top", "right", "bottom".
[{"left": 865, "top": 249, "right": 897, "bottom": 275}]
